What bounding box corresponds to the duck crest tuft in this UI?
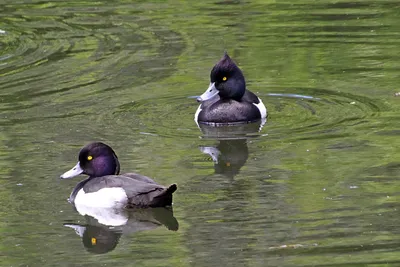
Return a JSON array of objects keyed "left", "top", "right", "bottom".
[{"left": 211, "top": 52, "right": 243, "bottom": 81}]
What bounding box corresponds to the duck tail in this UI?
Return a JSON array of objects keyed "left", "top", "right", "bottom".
[
  {"left": 167, "top": 183, "right": 177, "bottom": 194},
  {"left": 150, "top": 184, "right": 177, "bottom": 207}
]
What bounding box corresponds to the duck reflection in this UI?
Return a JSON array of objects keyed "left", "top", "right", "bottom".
[
  {"left": 64, "top": 207, "right": 178, "bottom": 254},
  {"left": 198, "top": 121, "right": 264, "bottom": 178},
  {"left": 200, "top": 139, "right": 248, "bottom": 178},
  {"left": 197, "top": 118, "right": 265, "bottom": 140}
]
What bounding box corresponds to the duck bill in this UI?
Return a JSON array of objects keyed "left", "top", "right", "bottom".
[
  {"left": 197, "top": 82, "right": 218, "bottom": 102},
  {"left": 199, "top": 146, "right": 221, "bottom": 163},
  {"left": 60, "top": 162, "right": 83, "bottom": 179}
]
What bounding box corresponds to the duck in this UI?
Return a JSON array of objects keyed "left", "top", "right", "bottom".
[
  {"left": 64, "top": 207, "right": 178, "bottom": 254},
  {"left": 60, "top": 142, "right": 177, "bottom": 209},
  {"left": 195, "top": 52, "right": 267, "bottom": 125}
]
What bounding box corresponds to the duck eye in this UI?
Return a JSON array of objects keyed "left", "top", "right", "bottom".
[
  {"left": 87, "top": 155, "right": 93, "bottom": 161},
  {"left": 222, "top": 76, "right": 227, "bottom": 81},
  {"left": 91, "top": 237, "right": 97, "bottom": 245}
]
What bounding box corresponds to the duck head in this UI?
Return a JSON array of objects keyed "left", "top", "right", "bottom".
[
  {"left": 60, "top": 142, "right": 120, "bottom": 179},
  {"left": 197, "top": 53, "right": 246, "bottom": 102}
]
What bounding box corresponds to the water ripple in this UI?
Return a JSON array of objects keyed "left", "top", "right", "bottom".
[
  {"left": 263, "top": 87, "right": 387, "bottom": 141},
  {"left": 0, "top": 2, "right": 185, "bottom": 126}
]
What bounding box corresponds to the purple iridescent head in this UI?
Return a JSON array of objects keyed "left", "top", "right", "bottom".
[{"left": 60, "top": 142, "right": 120, "bottom": 179}]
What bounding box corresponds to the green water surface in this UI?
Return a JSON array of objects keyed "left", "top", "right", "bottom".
[{"left": 1, "top": 0, "right": 400, "bottom": 266}]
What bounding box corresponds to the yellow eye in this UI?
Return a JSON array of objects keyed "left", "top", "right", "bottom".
[
  {"left": 91, "top": 237, "right": 97, "bottom": 245},
  {"left": 87, "top": 155, "right": 93, "bottom": 161},
  {"left": 222, "top": 77, "right": 227, "bottom": 81}
]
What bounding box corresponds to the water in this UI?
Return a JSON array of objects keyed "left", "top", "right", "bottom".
[{"left": 1, "top": 0, "right": 400, "bottom": 266}]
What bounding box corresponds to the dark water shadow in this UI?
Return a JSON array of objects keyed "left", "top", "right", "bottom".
[
  {"left": 198, "top": 120, "right": 265, "bottom": 178},
  {"left": 64, "top": 207, "right": 178, "bottom": 254},
  {"left": 200, "top": 139, "right": 248, "bottom": 179}
]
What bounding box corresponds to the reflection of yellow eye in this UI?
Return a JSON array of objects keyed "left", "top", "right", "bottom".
[
  {"left": 222, "top": 77, "right": 227, "bottom": 81},
  {"left": 91, "top": 237, "right": 97, "bottom": 245},
  {"left": 87, "top": 155, "right": 93, "bottom": 161}
]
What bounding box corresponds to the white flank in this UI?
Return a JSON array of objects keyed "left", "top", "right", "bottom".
[
  {"left": 75, "top": 187, "right": 128, "bottom": 208},
  {"left": 74, "top": 187, "right": 129, "bottom": 226},
  {"left": 253, "top": 97, "right": 267, "bottom": 119},
  {"left": 194, "top": 105, "right": 202, "bottom": 121},
  {"left": 194, "top": 105, "right": 202, "bottom": 126}
]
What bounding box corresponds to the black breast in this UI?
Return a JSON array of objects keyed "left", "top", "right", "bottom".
[{"left": 198, "top": 90, "right": 261, "bottom": 124}]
